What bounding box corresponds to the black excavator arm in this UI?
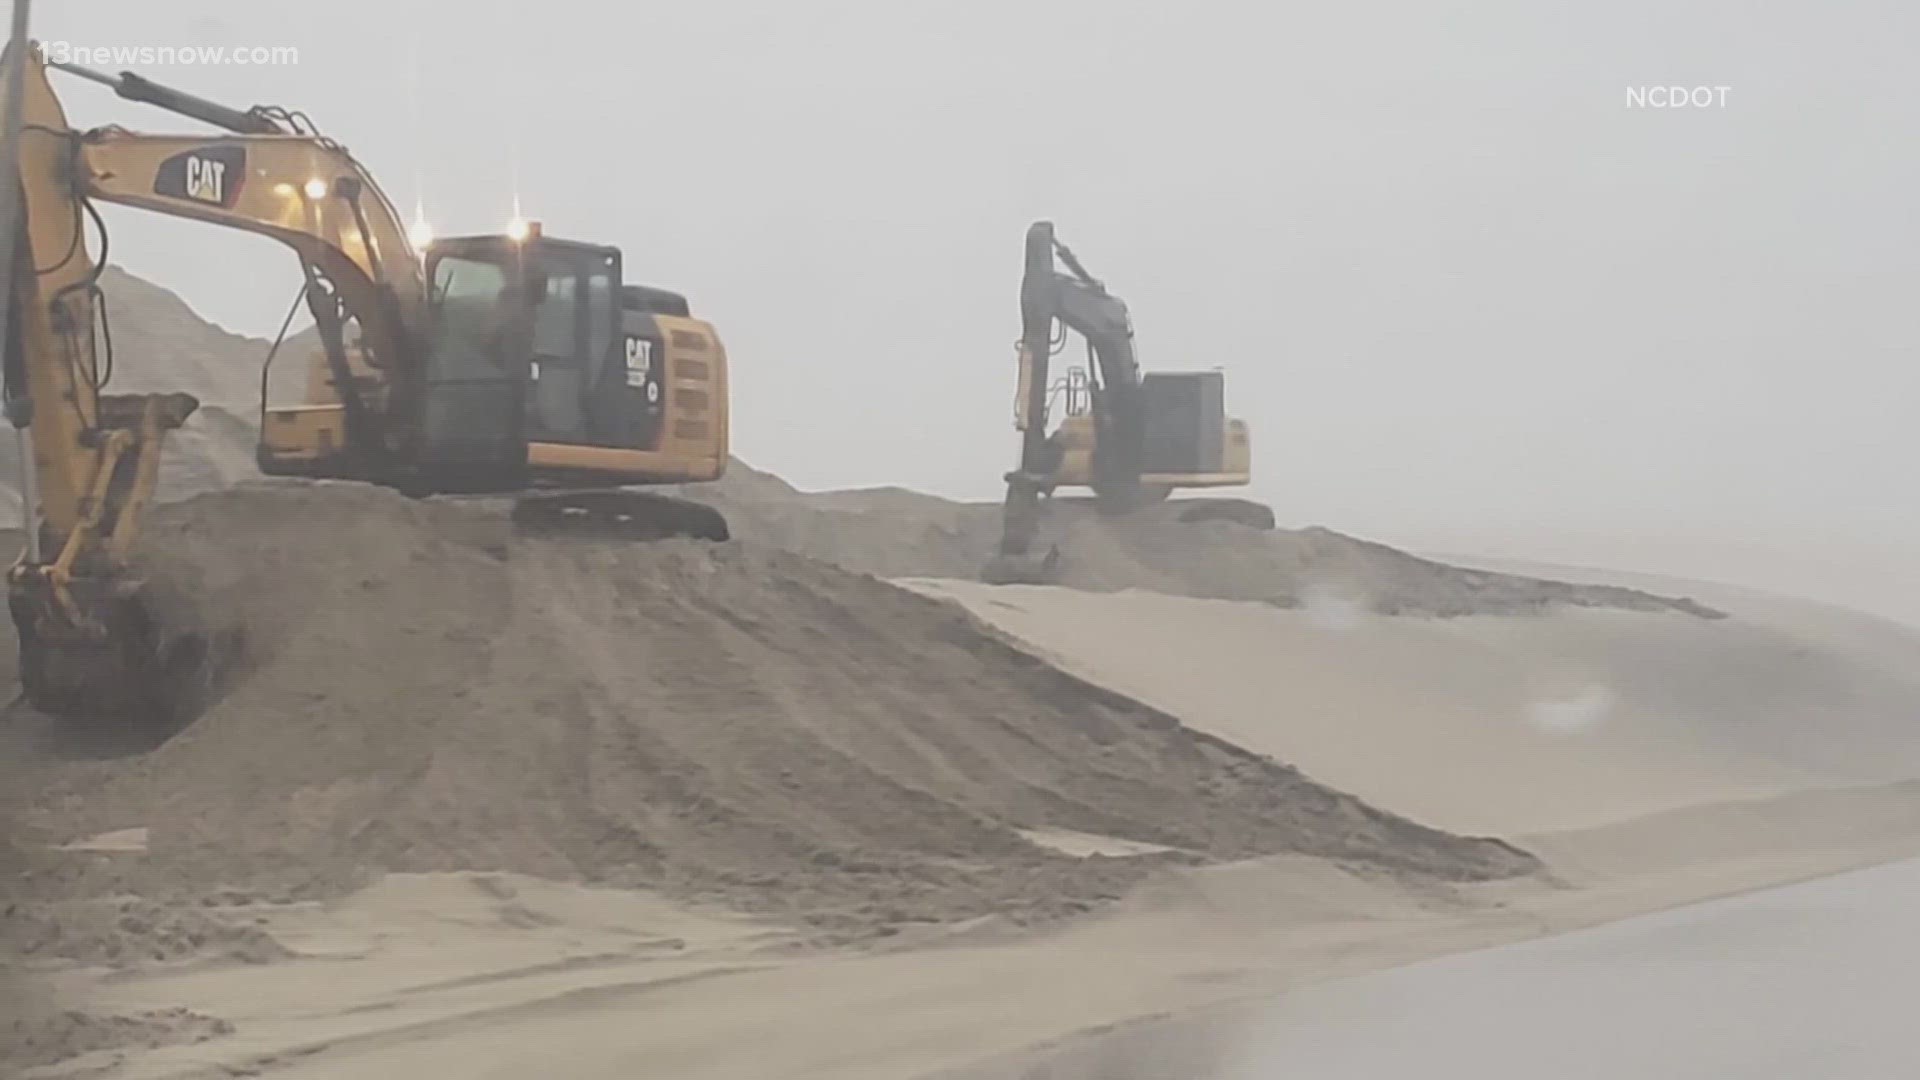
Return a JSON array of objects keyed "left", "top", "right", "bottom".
[
  {"left": 997, "top": 221, "right": 1153, "bottom": 567},
  {"left": 1013, "top": 221, "right": 1149, "bottom": 494}
]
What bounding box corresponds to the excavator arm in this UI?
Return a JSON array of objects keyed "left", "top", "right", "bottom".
[
  {"left": 0, "top": 44, "right": 422, "bottom": 719},
  {"left": 1010, "top": 222, "right": 1151, "bottom": 500},
  {"left": 996, "top": 222, "right": 1151, "bottom": 568},
  {"left": 1012, "top": 221, "right": 1145, "bottom": 481}
]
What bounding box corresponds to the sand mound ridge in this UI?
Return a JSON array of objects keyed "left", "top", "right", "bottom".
[
  {"left": 5, "top": 485, "right": 1533, "bottom": 928},
  {"left": 1, "top": 897, "right": 289, "bottom": 966},
  {"left": 1, "top": 1004, "right": 231, "bottom": 1073},
  {"left": 0, "top": 266, "right": 299, "bottom": 523},
  {"left": 677, "top": 463, "right": 1720, "bottom": 619}
]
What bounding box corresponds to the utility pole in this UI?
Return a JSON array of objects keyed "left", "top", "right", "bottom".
[{"left": 0, "top": 0, "right": 36, "bottom": 560}]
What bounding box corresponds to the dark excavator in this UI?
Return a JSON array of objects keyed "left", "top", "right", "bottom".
[{"left": 988, "top": 221, "right": 1272, "bottom": 582}]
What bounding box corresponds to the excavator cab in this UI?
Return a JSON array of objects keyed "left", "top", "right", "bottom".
[
  {"left": 262, "top": 222, "right": 728, "bottom": 525},
  {"left": 413, "top": 235, "right": 535, "bottom": 489},
  {"left": 410, "top": 226, "right": 730, "bottom": 540}
]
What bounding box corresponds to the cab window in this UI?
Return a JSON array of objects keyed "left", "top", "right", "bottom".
[{"left": 530, "top": 263, "right": 580, "bottom": 364}]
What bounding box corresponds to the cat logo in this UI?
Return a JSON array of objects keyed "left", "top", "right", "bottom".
[
  {"left": 624, "top": 336, "right": 660, "bottom": 403},
  {"left": 153, "top": 144, "right": 247, "bottom": 209},
  {"left": 185, "top": 156, "right": 227, "bottom": 204}
]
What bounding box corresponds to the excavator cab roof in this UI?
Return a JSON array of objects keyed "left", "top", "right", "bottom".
[
  {"left": 426, "top": 231, "right": 620, "bottom": 266},
  {"left": 423, "top": 233, "right": 622, "bottom": 306},
  {"left": 423, "top": 235, "right": 692, "bottom": 315}
]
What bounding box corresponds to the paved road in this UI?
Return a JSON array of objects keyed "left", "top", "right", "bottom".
[{"left": 997, "top": 856, "right": 1920, "bottom": 1079}]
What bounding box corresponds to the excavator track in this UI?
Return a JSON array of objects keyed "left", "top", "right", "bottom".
[
  {"left": 1049, "top": 493, "right": 1278, "bottom": 530},
  {"left": 510, "top": 490, "right": 731, "bottom": 543},
  {"left": 1170, "top": 497, "right": 1276, "bottom": 530}
]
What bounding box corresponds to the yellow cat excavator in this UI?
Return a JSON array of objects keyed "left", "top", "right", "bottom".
[
  {"left": 0, "top": 42, "right": 730, "bottom": 718},
  {"left": 989, "top": 221, "right": 1270, "bottom": 581}
]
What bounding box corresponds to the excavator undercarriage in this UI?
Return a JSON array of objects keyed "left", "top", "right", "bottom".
[{"left": 510, "top": 490, "right": 730, "bottom": 543}]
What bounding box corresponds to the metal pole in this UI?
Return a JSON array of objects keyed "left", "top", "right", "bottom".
[{"left": 0, "top": 0, "right": 37, "bottom": 561}]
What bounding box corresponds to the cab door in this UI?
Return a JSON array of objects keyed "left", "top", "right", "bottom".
[
  {"left": 417, "top": 250, "right": 529, "bottom": 490},
  {"left": 524, "top": 245, "right": 635, "bottom": 450}
]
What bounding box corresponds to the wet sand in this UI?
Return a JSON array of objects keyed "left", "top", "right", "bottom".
[{"left": 954, "top": 852, "right": 1920, "bottom": 1080}]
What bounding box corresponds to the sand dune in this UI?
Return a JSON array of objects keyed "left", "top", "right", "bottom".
[
  {"left": 13, "top": 559, "right": 1920, "bottom": 1080},
  {"left": 900, "top": 578, "right": 1920, "bottom": 836},
  {"left": 39, "top": 777, "right": 1920, "bottom": 1080},
  {"left": 0, "top": 487, "right": 1523, "bottom": 925}
]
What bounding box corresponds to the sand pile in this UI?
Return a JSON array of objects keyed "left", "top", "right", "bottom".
[
  {"left": 676, "top": 462, "right": 1719, "bottom": 618},
  {"left": 1, "top": 485, "right": 1533, "bottom": 929},
  {"left": 1, "top": 897, "right": 289, "bottom": 966},
  {"left": 908, "top": 581, "right": 1920, "bottom": 838},
  {"left": 0, "top": 266, "right": 295, "bottom": 523},
  {"left": 83, "top": 267, "right": 300, "bottom": 405},
  {"left": 1, "top": 1005, "right": 232, "bottom": 1073},
  {"left": 2, "top": 264, "right": 331, "bottom": 509}
]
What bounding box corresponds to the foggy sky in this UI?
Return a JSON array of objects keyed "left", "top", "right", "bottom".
[{"left": 35, "top": 1, "right": 1920, "bottom": 623}]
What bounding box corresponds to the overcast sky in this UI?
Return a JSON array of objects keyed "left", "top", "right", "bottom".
[{"left": 34, "top": 1, "right": 1920, "bottom": 622}]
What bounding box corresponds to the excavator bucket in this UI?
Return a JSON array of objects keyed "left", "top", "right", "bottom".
[
  {"left": 7, "top": 392, "right": 210, "bottom": 724},
  {"left": 9, "top": 571, "right": 214, "bottom": 724},
  {"left": 981, "top": 478, "right": 1063, "bottom": 584}
]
